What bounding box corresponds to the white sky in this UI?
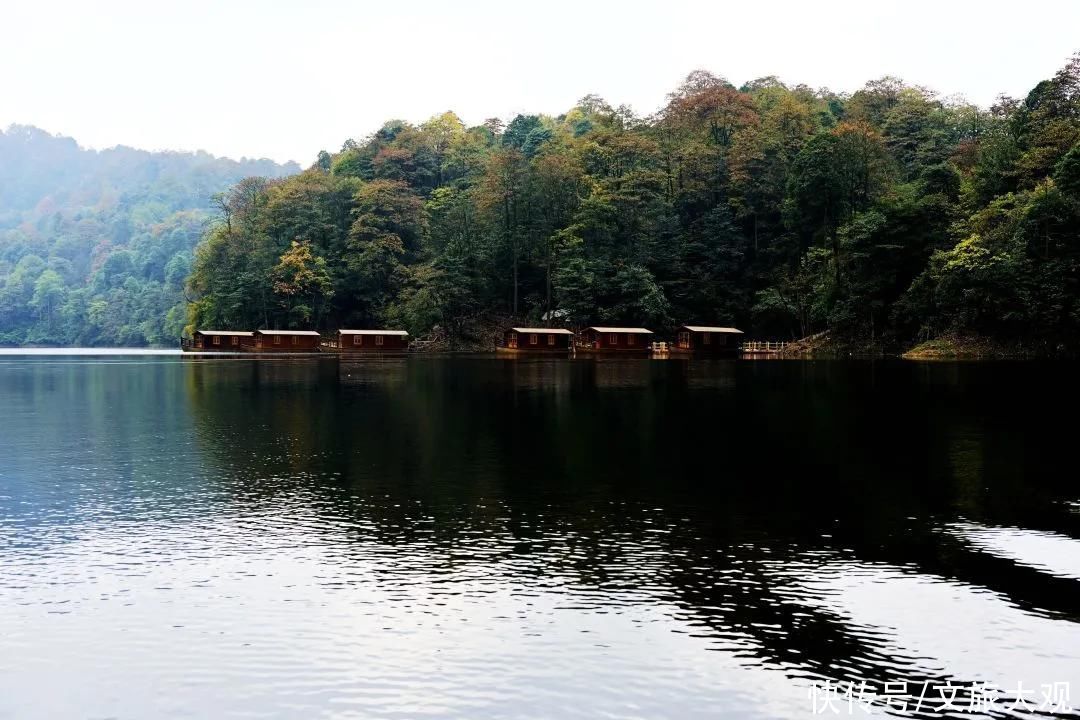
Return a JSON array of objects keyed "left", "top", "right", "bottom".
[{"left": 2, "top": 0, "right": 1079, "bottom": 165}]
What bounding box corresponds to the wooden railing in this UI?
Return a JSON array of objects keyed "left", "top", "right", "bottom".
[
  {"left": 409, "top": 333, "right": 439, "bottom": 352},
  {"left": 741, "top": 341, "right": 788, "bottom": 353}
]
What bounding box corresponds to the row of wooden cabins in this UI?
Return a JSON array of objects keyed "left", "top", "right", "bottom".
[
  {"left": 183, "top": 324, "right": 745, "bottom": 356},
  {"left": 183, "top": 329, "right": 409, "bottom": 353},
  {"left": 500, "top": 325, "right": 744, "bottom": 356}
]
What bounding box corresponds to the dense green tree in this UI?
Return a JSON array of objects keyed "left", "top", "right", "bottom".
[{"left": 1056, "top": 142, "right": 1080, "bottom": 196}]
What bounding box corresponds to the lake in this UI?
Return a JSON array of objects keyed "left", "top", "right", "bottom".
[{"left": 1, "top": 353, "right": 1078, "bottom": 719}]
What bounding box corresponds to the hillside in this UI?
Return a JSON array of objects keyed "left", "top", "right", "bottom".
[
  {"left": 185, "top": 56, "right": 1080, "bottom": 354},
  {"left": 0, "top": 125, "right": 298, "bottom": 346}
]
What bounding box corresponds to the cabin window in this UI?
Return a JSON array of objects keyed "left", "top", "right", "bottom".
[
  {"left": 353, "top": 335, "right": 362, "bottom": 346},
  {"left": 678, "top": 331, "right": 690, "bottom": 349},
  {"left": 375, "top": 335, "right": 384, "bottom": 346},
  {"left": 291, "top": 335, "right": 299, "bottom": 345},
  {"left": 213, "top": 335, "right": 221, "bottom": 346},
  {"left": 718, "top": 334, "right": 727, "bottom": 345},
  {"left": 547, "top": 334, "right": 555, "bottom": 346},
  {"left": 609, "top": 334, "right": 618, "bottom": 345},
  {"left": 273, "top": 335, "right": 282, "bottom": 345},
  {"left": 231, "top": 336, "right": 239, "bottom": 346},
  {"left": 508, "top": 333, "right": 518, "bottom": 348},
  {"left": 529, "top": 334, "right": 538, "bottom": 345},
  {"left": 627, "top": 334, "right": 636, "bottom": 345},
  {"left": 703, "top": 333, "right": 712, "bottom": 345}
]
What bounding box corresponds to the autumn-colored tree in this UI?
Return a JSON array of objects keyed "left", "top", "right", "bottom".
[{"left": 270, "top": 240, "right": 333, "bottom": 327}]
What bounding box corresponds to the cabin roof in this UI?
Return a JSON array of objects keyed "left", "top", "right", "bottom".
[
  {"left": 587, "top": 326, "right": 654, "bottom": 334},
  {"left": 195, "top": 330, "right": 254, "bottom": 337},
  {"left": 510, "top": 328, "right": 574, "bottom": 335},
  {"left": 338, "top": 329, "right": 409, "bottom": 336},
  {"left": 255, "top": 329, "right": 321, "bottom": 336},
  {"left": 680, "top": 325, "right": 744, "bottom": 334}
]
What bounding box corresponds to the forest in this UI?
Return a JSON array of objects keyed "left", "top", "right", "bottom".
[
  {"left": 186, "top": 55, "right": 1080, "bottom": 354},
  {"left": 0, "top": 126, "right": 297, "bottom": 346},
  {"left": 5, "top": 55, "right": 1080, "bottom": 352}
]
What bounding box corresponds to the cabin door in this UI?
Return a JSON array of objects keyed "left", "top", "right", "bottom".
[{"left": 678, "top": 331, "right": 690, "bottom": 349}]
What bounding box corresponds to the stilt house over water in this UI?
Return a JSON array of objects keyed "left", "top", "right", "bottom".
[
  {"left": 674, "top": 326, "right": 744, "bottom": 355},
  {"left": 188, "top": 330, "right": 255, "bottom": 351},
  {"left": 580, "top": 327, "right": 654, "bottom": 353},
  {"left": 337, "top": 329, "right": 410, "bottom": 353},
  {"left": 500, "top": 327, "right": 575, "bottom": 353},
  {"left": 252, "top": 329, "right": 321, "bottom": 352}
]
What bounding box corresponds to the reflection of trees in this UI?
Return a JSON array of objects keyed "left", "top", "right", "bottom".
[
  {"left": 185, "top": 358, "right": 1080, "bottom": 717},
  {"left": 4, "top": 358, "right": 197, "bottom": 549}
]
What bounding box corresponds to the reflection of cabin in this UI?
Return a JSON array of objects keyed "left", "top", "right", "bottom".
[
  {"left": 337, "top": 329, "right": 409, "bottom": 353},
  {"left": 674, "top": 325, "right": 744, "bottom": 355},
  {"left": 580, "top": 327, "right": 653, "bottom": 353},
  {"left": 500, "top": 327, "right": 574, "bottom": 353},
  {"left": 252, "top": 329, "right": 321, "bottom": 352},
  {"left": 185, "top": 330, "right": 255, "bottom": 351}
]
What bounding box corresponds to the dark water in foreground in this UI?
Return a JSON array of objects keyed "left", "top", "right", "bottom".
[{"left": 1, "top": 353, "right": 1078, "bottom": 719}]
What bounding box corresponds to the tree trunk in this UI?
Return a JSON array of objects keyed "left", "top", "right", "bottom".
[
  {"left": 545, "top": 263, "right": 551, "bottom": 319},
  {"left": 504, "top": 194, "right": 517, "bottom": 316},
  {"left": 545, "top": 237, "right": 555, "bottom": 320}
]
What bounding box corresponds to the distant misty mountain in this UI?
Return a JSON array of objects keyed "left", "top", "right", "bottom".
[{"left": 0, "top": 125, "right": 299, "bottom": 346}]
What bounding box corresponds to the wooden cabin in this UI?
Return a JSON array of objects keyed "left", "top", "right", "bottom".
[
  {"left": 184, "top": 330, "right": 255, "bottom": 352},
  {"left": 499, "top": 327, "right": 574, "bottom": 354},
  {"left": 337, "top": 329, "right": 410, "bottom": 353},
  {"left": 580, "top": 327, "right": 653, "bottom": 353},
  {"left": 252, "top": 329, "right": 321, "bottom": 352},
  {"left": 674, "top": 325, "right": 744, "bottom": 355}
]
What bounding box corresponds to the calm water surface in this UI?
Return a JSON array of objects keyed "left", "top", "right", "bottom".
[{"left": 1, "top": 354, "right": 1078, "bottom": 719}]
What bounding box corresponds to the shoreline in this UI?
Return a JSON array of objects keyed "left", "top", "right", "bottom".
[{"left": 0, "top": 345, "right": 1065, "bottom": 361}]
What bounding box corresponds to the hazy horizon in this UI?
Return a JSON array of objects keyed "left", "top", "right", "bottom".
[{"left": 2, "top": 0, "right": 1079, "bottom": 165}]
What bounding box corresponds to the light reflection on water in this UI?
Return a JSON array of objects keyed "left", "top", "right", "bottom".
[
  {"left": 1, "top": 355, "right": 1079, "bottom": 719},
  {"left": 948, "top": 522, "right": 1080, "bottom": 582}
]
